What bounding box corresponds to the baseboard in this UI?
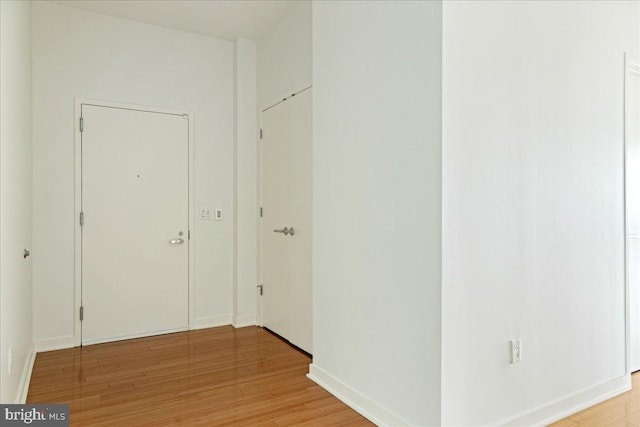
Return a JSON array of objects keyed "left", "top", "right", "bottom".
[
  {"left": 496, "top": 374, "right": 631, "bottom": 426},
  {"left": 35, "top": 336, "right": 75, "bottom": 352},
  {"left": 16, "top": 342, "right": 36, "bottom": 404},
  {"left": 191, "top": 315, "right": 232, "bottom": 330},
  {"left": 37, "top": 320, "right": 237, "bottom": 349},
  {"left": 308, "top": 363, "right": 412, "bottom": 427},
  {"left": 232, "top": 314, "right": 256, "bottom": 328},
  {"left": 82, "top": 327, "right": 189, "bottom": 347}
]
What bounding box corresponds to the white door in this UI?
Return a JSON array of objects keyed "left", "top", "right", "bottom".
[
  {"left": 627, "top": 59, "right": 640, "bottom": 372},
  {"left": 261, "top": 88, "right": 313, "bottom": 353},
  {"left": 81, "top": 104, "right": 189, "bottom": 345}
]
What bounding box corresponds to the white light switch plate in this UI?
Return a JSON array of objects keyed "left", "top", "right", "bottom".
[{"left": 200, "top": 208, "right": 212, "bottom": 220}]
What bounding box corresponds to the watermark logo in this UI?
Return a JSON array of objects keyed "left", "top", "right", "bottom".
[{"left": 0, "top": 405, "right": 68, "bottom": 426}]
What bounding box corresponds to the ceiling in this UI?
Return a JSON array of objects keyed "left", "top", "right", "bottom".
[{"left": 52, "top": 0, "right": 297, "bottom": 41}]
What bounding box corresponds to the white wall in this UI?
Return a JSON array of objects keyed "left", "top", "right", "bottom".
[
  {"left": 32, "top": 1, "right": 235, "bottom": 346},
  {"left": 233, "top": 38, "right": 258, "bottom": 327},
  {"left": 0, "top": 0, "right": 34, "bottom": 402},
  {"left": 310, "top": 2, "right": 442, "bottom": 426},
  {"left": 442, "top": 1, "right": 640, "bottom": 425},
  {"left": 257, "top": 0, "right": 311, "bottom": 110}
]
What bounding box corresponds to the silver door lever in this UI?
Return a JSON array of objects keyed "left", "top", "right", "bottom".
[
  {"left": 169, "top": 238, "right": 184, "bottom": 244},
  {"left": 273, "top": 227, "right": 295, "bottom": 236}
]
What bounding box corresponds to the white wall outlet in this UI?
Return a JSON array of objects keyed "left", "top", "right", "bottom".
[
  {"left": 8, "top": 346, "right": 13, "bottom": 374},
  {"left": 200, "top": 207, "right": 212, "bottom": 220},
  {"left": 215, "top": 209, "right": 223, "bottom": 221},
  {"left": 511, "top": 339, "right": 521, "bottom": 364}
]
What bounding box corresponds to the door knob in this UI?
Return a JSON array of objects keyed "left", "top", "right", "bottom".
[
  {"left": 23, "top": 249, "right": 30, "bottom": 259},
  {"left": 169, "top": 238, "right": 184, "bottom": 245}
]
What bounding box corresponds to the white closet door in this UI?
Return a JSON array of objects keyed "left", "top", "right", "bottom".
[
  {"left": 627, "top": 60, "right": 640, "bottom": 372},
  {"left": 261, "top": 89, "right": 313, "bottom": 353},
  {"left": 261, "top": 98, "right": 292, "bottom": 341},
  {"left": 286, "top": 90, "right": 313, "bottom": 353},
  {"left": 81, "top": 104, "right": 189, "bottom": 345}
]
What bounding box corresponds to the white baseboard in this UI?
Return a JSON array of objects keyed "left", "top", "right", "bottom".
[
  {"left": 497, "top": 374, "right": 631, "bottom": 427},
  {"left": 82, "top": 327, "right": 189, "bottom": 347},
  {"left": 35, "top": 336, "right": 75, "bottom": 352},
  {"left": 232, "top": 314, "right": 256, "bottom": 328},
  {"left": 308, "top": 363, "right": 412, "bottom": 427},
  {"left": 191, "top": 315, "right": 232, "bottom": 330},
  {"left": 16, "top": 342, "right": 36, "bottom": 404},
  {"left": 37, "top": 320, "right": 236, "bottom": 350}
]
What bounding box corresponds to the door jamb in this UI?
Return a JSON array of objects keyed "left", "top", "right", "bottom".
[
  {"left": 73, "top": 98, "right": 195, "bottom": 347},
  {"left": 257, "top": 111, "right": 264, "bottom": 327}
]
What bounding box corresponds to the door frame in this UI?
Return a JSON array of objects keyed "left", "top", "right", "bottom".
[
  {"left": 257, "top": 85, "right": 312, "bottom": 328},
  {"left": 73, "top": 98, "right": 195, "bottom": 347}
]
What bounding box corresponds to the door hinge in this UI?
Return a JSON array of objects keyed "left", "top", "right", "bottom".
[
  {"left": 260, "top": 207, "right": 263, "bottom": 218},
  {"left": 188, "top": 230, "right": 191, "bottom": 240},
  {"left": 260, "top": 128, "right": 263, "bottom": 139},
  {"left": 79, "top": 117, "right": 84, "bottom": 132},
  {"left": 79, "top": 211, "right": 84, "bottom": 227},
  {"left": 79, "top": 306, "right": 84, "bottom": 321},
  {"left": 257, "top": 285, "right": 263, "bottom": 296}
]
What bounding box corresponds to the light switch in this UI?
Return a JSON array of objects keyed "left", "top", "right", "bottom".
[
  {"left": 200, "top": 208, "right": 212, "bottom": 220},
  {"left": 215, "top": 209, "right": 223, "bottom": 221}
]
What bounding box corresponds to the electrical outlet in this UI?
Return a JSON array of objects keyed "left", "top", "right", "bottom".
[
  {"left": 511, "top": 339, "right": 521, "bottom": 364},
  {"left": 8, "top": 346, "right": 13, "bottom": 374}
]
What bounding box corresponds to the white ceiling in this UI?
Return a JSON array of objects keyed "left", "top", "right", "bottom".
[{"left": 52, "top": 0, "right": 297, "bottom": 41}]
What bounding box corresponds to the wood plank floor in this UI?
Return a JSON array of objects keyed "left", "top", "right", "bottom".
[
  {"left": 549, "top": 372, "right": 640, "bottom": 427},
  {"left": 27, "top": 326, "right": 373, "bottom": 426}
]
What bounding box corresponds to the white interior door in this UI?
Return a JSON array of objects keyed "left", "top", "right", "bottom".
[
  {"left": 627, "top": 59, "right": 640, "bottom": 372},
  {"left": 261, "top": 98, "right": 290, "bottom": 341},
  {"left": 81, "top": 104, "right": 189, "bottom": 345},
  {"left": 261, "top": 88, "right": 312, "bottom": 353}
]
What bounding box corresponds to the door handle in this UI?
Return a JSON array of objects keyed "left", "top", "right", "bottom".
[
  {"left": 169, "top": 238, "right": 184, "bottom": 245},
  {"left": 273, "top": 227, "right": 295, "bottom": 236},
  {"left": 23, "top": 249, "right": 30, "bottom": 259}
]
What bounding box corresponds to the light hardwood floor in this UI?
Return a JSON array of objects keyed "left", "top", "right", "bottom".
[
  {"left": 27, "top": 326, "right": 373, "bottom": 426},
  {"left": 549, "top": 372, "right": 640, "bottom": 427}
]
